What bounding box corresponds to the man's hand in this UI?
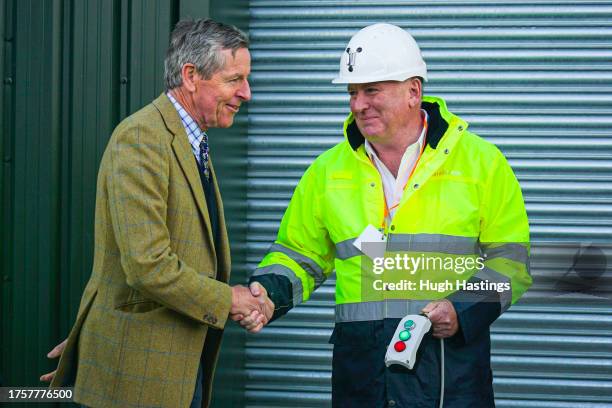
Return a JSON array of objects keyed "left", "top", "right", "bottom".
[
  {"left": 422, "top": 299, "right": 459, "bottom": 338},
  {"left": 241, "top": 282, "right": 274, "bottom": 333},
  {"left": 230, "top": 282, "right": 274, "bottom": 333},
  {"left": 39, "top": 339, "right": 67, "bottom": 382},
  {"left": 230, "top": 283, "right": 274, "bottom": 333}
]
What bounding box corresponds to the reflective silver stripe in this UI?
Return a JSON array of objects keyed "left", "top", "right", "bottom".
[
  {"left": 335, "top": 299, "right": 432, "bottom": 322},
  {"left": 387, "top": 234, "right": 479, "bottom": 255},
  {"left": 335, "top": 234, "right": 479, "bottom": 260},
  {"left": 483, "top": 243, "right": 529, "bottom": 265},
  {"left": 335, "top": 238, "right": 361, "bottom": 260},
  {"left": 252, "top": 264, "right": 303, "bottom": 306},
  {"left": 268, "top": 243, "right": 327, "bottom": 289},
  {"left": 472, "top": 266, "right": 512, "bottom": 313}
]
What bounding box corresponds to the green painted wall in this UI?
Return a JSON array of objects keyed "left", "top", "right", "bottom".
[{"left": 0, "top": 0, "right": 248, "bottom": 405}]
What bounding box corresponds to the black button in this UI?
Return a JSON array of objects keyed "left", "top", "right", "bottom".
[{"left": 390, "top": 225, "right": 395, "bottom": 231}]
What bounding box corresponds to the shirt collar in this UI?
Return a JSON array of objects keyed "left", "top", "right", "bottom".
[{"left": 166, "top": 92, "right": 208, "bottom": 157}]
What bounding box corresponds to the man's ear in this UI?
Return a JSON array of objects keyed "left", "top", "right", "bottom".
[
  {"left": 180, "top": 63, "right": 198, "bottom": 92},
  {"left": 407, "top": 77, "right": 422, "bottom": 109}
]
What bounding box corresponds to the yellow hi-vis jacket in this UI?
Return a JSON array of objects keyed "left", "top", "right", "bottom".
[{"left": 251, "top": 96, "right": 531, "bottom": 324}]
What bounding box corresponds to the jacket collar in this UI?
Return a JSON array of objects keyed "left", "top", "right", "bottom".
[
  {"left": 153, "top": 92, "right": 186, "bottom": 137},
  {"left": 343, "top": 95, "right": 461, "bottom": 151}
]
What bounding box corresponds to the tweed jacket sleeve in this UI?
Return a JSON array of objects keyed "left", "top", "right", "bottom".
[{"left": 106, "top": 118, "right": 232, "bottom": 328}]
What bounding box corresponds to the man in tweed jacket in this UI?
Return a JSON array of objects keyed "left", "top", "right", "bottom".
[{"left": 41, "top": 19, "right": 273, "bottom": 407}]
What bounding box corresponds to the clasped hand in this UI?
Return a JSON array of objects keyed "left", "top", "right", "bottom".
[
  {"left": 230, "top": 282, "right": 274, "bottom": 333},
  {"left": 422, "top": 299, "right": 459, "bottom": 338}
]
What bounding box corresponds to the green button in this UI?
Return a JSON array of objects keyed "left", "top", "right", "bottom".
[
  {"left": 404, "top": 320, "right": 415, "bottom": 330},
  {"left": 399, "top": 330, "right": 411, "bottom": 341}
]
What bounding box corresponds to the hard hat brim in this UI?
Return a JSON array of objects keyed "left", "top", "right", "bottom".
[{"left": 331, "top": 69, "right": 428, "bottom": 84}]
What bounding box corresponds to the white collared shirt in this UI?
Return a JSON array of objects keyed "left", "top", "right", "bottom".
[{"left": 364, "top": 110, "right": 428, "bottom": 221}]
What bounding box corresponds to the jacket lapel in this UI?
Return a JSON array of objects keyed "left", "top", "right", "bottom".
[{"left": 152, "top": 93, "right": 216, "bottom": 253}]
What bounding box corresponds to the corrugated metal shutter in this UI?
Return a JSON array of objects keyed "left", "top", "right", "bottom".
[{"left": 245, "top": 1, "right": 612, "bottom": 407}]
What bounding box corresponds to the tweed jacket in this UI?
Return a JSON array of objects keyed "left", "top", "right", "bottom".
[{"left": 51, "top": 93, "right": 233, "bottom": 408}]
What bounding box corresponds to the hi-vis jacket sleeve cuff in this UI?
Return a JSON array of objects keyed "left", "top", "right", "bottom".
[{"left": 249, "top": 273, "right": 294, "bottom": 322}]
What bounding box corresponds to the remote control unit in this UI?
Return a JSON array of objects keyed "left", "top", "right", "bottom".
[{"left": 384, "top": 314, "right": 431, "bottom": 369}]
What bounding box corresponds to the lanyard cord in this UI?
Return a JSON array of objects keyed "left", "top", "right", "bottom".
[{"left": 371, "top": 114, "right": 429, "bottom": 231}]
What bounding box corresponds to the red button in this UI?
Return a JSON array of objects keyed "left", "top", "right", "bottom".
[{"left": 394, "top": 341, "right": 406, "bottom": 352}]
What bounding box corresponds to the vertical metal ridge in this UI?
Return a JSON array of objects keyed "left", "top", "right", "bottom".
[
  {"left": 0, "top": 0, "right": 14, "bottom": 387},
  {"left": 47, "top": 0, "right": 63, "bottom": 370},
  {"left": 59, "top": 0, "right": 74, "bottom": 337},
  {"left": 119, "top": 0, "right": 130, "bottom": 118}
]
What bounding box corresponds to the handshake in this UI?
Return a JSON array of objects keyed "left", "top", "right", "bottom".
[{"left": 229, "top": 282, "right": 274, "bottom": 333}]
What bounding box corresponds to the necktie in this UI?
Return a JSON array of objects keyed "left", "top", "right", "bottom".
[{"left": 199, "top": 135, "right": 210, "bottom": 180}]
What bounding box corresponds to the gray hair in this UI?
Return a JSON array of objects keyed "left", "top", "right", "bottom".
[{"left": 164, "top": 18, "right": 249, "bottom": 90}]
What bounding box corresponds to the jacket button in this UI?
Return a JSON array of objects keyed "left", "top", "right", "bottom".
[
  {"left": 388, "top": 400, "right": 396, "bottom": 407},
  {"left": 370, "top": 182, "right": 375, "bottom": 187},
  {"left": 413, "top": 183, "right": 419, "bottom": 189},
  {"left": 390, "top": 225, "right": 395, "bottom": 231},
  {"left": 458, "top": 125, "right": 464, "bottom": 131},
  {"left": 444, "top": 148, "right": 450, "bottom": 154}
]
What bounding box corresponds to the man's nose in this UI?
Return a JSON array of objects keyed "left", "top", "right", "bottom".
[
  {"left": 237, "top": 79, "right": 251, "bottom": 101},
  {"left": 350, "top": 93, "right": 368, "bottom": 113}
]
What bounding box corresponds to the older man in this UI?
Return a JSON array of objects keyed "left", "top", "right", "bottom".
[
  {"left": 247, "top": 23, "right": 531, "bottom": 407},
  {"left": 41, "top": 19, "right": 273, "bottom": 408}
]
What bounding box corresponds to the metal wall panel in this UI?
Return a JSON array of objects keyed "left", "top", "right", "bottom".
[
  {"left": 1, "top": 1, "right": 251, "bottom": 405},
  {"left": 0, "top": 0, "right": 12, "bottom": 387},
  {"left": 245, "top": 1, "right": 612, "bottom": 407},
  {"left": 123, "top": 0, "right": 175, "bottom": 116},
  {"left": 58, "top": 0, "right": 175, "bottom": 326},
  {"left": 5, "top": 0, "right": 64, "bottom": 388},
  {"left": 59, "top": 0, "right": 123, "bottom": 338}
]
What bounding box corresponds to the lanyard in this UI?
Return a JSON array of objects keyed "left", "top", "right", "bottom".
[{"left": 372, "top": 113, "right": 429, "bottom": 231}]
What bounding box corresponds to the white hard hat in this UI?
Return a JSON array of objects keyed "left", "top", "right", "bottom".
[{"left": 332, "top": 23, "right": 427, "bottom": 84}]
